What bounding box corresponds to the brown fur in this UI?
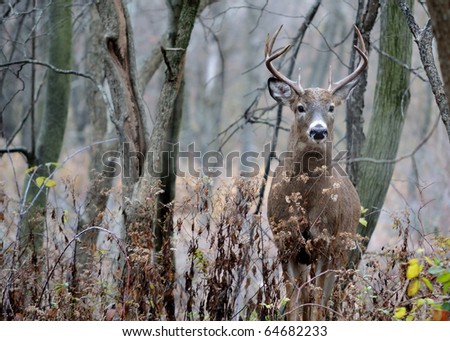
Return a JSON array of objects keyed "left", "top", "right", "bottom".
[{"left": 267, "top": 86, "right": 360, "bottom": 320}]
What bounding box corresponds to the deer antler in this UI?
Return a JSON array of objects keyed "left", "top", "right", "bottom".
[
  {"left": 265, "top": 25, "right": 304, "bottom": 95},
  {"left": 330, "top": 26, "right": 368, "bottom": 94}
]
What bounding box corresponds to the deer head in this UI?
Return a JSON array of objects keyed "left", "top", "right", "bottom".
[{"left": 265, "top": 25, "right": 368, "bottom": 146}]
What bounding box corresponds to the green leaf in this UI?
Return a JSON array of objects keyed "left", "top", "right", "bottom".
[
  {"left": 443, "top": 281, "right": 450, "bottom": 295},
  {"left": 35, "top": 176, "right": 56, "bottom": 188},
  {"left": 441, "top": 302, "right": 450, "bottom": 312},
  {"left": 427, "top": 265, "right": 444, "bottom": 275},
  {"left": 406, "top": 259, "right": 422, "bottom": 279},
  {"left": 25, "top": 166, "right": 38, "bottom": 174},
  {"left": 44, "top": 178, "right": 56, "bottom": 188},
  {"left": 377, "top": 308, "right": 390, "bottom": 315},
  {"left": 360, "top": 206, "right": 368, "bottom": 214},
  {"left": 45, "top": 162, "right": 60, "bottom": 168},
  {"left": 359, "top": 217, "right": 368, "bottom": 227},
  {"left": 280, "top": 297, "right": 290, "bottom": 306},
  {"left": 420, "top": 277, "right": 434, "bottom": 291},
  {"left": 425, "top": 298, "right": 435, "bottom": 305},
  {"left": 35, "top": 176, "right": 45, "bottom": 188},
  {"left": 97, "top": 249, "right": 107, "bottom": 256},
  {"left": 436, "top": 272, "right": 450, "bottom": 284},
  {"left": 394, "top": 307, "right": 407, "bottom": 319},
  {"left": 62, "top": 209, "right": 68, "bottom": 223},
  {"left": 405, "top": 315, "right": 414, "bottom": 321},
  {"left": 416, "top": 299, "right": 426, "bottom": 306},
  {"left": 423, "top": 256, "right": 435, "bottom": 266},
  {"left": 407, "top": 279, "right": 420, "bottom": 297}
]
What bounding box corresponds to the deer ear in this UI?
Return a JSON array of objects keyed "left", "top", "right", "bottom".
[
  {"left": 331, "top": 79, "right": 359, "bottom": 105},
  {"left": 268, "top": 77, "right": 294, "bottom": 105}
]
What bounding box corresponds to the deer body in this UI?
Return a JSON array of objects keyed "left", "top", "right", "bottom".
[{"left": 264, "top": 27, "right": 367, "bottom": 320}]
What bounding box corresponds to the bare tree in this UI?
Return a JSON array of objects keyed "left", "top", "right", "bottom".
[
  {"left": 398, "top": 0, "right": 450, "bottom": 142},
  {"left": 426, "top": 0, "right": 450, "bottom": 118},
  {"left": 96, "top": 0, "right": 200, "bottom": 319}
]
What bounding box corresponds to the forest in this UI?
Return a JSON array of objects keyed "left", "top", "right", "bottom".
[{"left": 0, "top": 0, "right": 449, "bottom": 321}]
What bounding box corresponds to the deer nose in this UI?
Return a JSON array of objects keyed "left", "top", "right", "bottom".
[{"left": 309, "top": 125, "right": 328, "bottom": 141}]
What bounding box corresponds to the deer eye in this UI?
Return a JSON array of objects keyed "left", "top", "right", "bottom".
[
  {"left": 297, "top": 105, "right": 305, "bottom": 113},
  {"left": 329, "top": 105, "right": 335, "bottom": 113}
]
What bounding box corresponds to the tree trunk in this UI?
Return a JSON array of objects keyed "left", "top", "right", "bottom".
[
  {"left": 97, "top": 0, "right": 200, "bottom": 319},
  {"left": 19, "top": 0, "right": 72, "bottom": 256},
  {"left": 71, "top": 6, "right": 116, "bottom": 293},
  {"left": 96, "top": 0, "right": 148, "bottom": 198},
  {"left": 138, "top": 0, "right": 217, "bottom": 93},
  {"left": 345, "top": 0, "right": 380, "bottom": 185},
  {"left": 126, "top": 0, "right": 199, "bottom": 319},
  {"left": 350, "top": 0, "right": 413, "bottom": 266}
]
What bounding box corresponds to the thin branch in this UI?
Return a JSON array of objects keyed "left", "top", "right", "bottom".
[
  {"left": 0, "top": 146, "right": 30, "bottom": 159},
  {"left": 248, "top": 0, "right": 268, "bottom": 34},
  {"left": 348, "top": 112, "right": 440, "bottom": 164},
  {"left": 283, "top": 269, "right": 345, "bottom": 319},
  {"left": 397, "top": 0, "right": 450, "bottom": 141},
  {"left": 4, "top": 71, "right": 46, "bottom": 149},
  {"left": 0, "top": 58, "right": 117, "bottom": 139},
  {"left": 372, "top": 45, "right": 428, "bottom": 82},
  {"left": 20, "top": 138, "right": 118, "bottom": 216},
  {"left": 284, "top": 302, "right": 344, "bottom": 320},
  {"left": 246, "top": 118, "right": 289, "bottom": 131},
  {"left": 160, "top": 46, "right": 174, "bottom": 80},
  {"left": 254, "top": 104, "right": 282, "bottom": 215},
  {"left": 37, "top": 226, "right": 130, "bottom": 310},
  {"left": 209, "top": 102, "right": 278, "bottom": 151},
  {"left": 0, "top": 59, "right": 96, "bottom": 82},
  {"left": 197, "top": 15, "right": 225, "bottom": 88},
  {"left": 311, "top": 23, "right": 351, "bottom": 69}
]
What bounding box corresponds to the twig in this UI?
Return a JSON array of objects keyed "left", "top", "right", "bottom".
[
  {"left": 160, "top": 46, "right": 174, "bottom": 80},
  {"left": 0, "top": 59, "right": 96, "bottom": 82},
  {"left": 3, "top": 72, "right": 46, "bottom": 149},
  {"left": 348, "top": 112, "right": 440, "bottom": 164},
  {"left": 37, "top": 226, "right": 130, "bottom": 310},
  {"left": 20, "top": 138, "right": 118, "bottom": 216},
  {"left": 254, "top": 104, "right": 282, "bottom": 215},
  {"left": 283, "top": 268, "right": 344, "bottom": 319},
  {"left": 0, "top": 58, "right": 115, "bottom": 127},
  {"left": 284, "top": 302, "right": 344, "bottom": 319},
  {"left": 373, "top": 45, "right": 428, "bottom": 82},
  {"left": 0, "top": 146, "right": 30, "bottom": 159}
]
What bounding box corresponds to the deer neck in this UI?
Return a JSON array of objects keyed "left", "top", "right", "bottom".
[{"left": 284, "top": 128, "right": 333, "bottom": 179}]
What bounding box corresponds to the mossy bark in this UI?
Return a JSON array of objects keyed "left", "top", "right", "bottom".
[
  {"left": 19, "top": 0, "right": 72, "bottom": 255},
  {"left": 350, "top": 0, "right": 413, "bottom": 265}
]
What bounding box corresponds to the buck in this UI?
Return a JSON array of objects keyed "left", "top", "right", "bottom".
[{"left": 265, "top": 26, "right": 368, "bottom": 320}]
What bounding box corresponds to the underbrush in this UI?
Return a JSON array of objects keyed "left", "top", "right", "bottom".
[{"left": 0, "top": 175, "right": 448, "bottom": 320}]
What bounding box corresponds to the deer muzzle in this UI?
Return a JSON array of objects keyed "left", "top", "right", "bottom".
[{"left": 308, "top": 124, "right": 328, "bottom": 142}]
